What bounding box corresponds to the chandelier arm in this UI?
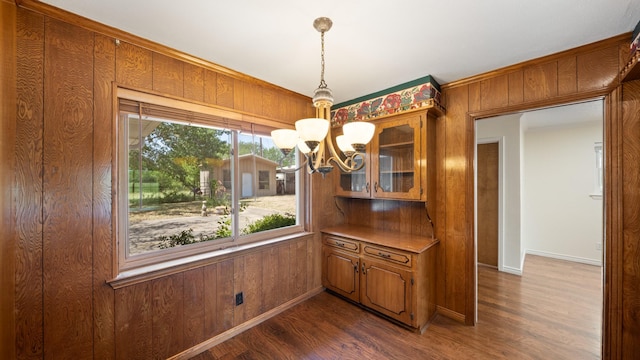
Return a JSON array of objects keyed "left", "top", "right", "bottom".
[
  {"left": 326, "top": 154, "right": 366, "bottom": 172},
  {"left": 308, "top": 149, "right": 331, "bottom": 175},
  {"left": 310, "top": 139, "right": 326, "bottom": 173},
  {"left": 278, "top": 156, "right": 310, "bottom": 173},
  {"left": 325, "top": 153, "right": 366, "bottom": 172},
  {"left": 324, "top": 125, "right": 362, "bottom": 172},
  {"left": 347, "top": 152, "right": 366, "bottom": 171}
]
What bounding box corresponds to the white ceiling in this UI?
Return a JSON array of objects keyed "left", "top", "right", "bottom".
[
  {"left": 522, "top": 100, "right": 603, "bottom": 130},
  {"left": 41, "top": 0, "right": 640, "bottom": 104}
]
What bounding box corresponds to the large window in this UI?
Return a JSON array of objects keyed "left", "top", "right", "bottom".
[{"left": 117, "top": 95, "right": 302, "bottom": 272}]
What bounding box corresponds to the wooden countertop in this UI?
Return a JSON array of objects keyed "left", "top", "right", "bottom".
[{"left": 321, "top": 224, "right": 439, "bottom": 254}]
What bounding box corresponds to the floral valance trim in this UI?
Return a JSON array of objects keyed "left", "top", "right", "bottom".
[{"left": 331, "top": 82, "right": 442, "bottom": 127}]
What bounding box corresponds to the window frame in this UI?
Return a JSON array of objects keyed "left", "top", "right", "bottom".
[
  {"left": 258, "top": 170, "right": 270, "bottom": 190},
  {"left": 112, "top": 86, "right": 307, "bottom": 279},
  {"left": 590, "top": 141, "right": 603, "bottom": 200}
]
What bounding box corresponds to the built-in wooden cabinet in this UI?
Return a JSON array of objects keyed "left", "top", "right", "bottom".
[
  {"left": 321, "top": 225, "right": 438, "bottom": 332},
  {"left": 322, "top": 236, "right": 360, "bottom": 302},
  {"left": 335, "top": 108, "right": 440, "bottom": 201},
  {"left": 372, "top": 116, "right": 422, "bottom": 199},
  {"left": 335, "top": 148, "right": 370, "bottom": 198},
  {"left": 360, "top": 255, "right": 414, "bottom": 325}
]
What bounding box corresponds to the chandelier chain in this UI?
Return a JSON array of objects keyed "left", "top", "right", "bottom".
[{"left": 319, "top": 30, "right": 327, "bottom": 89}]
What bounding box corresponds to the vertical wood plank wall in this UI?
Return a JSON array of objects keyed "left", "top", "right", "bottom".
[
  {"left": 43, "top": 17, "right": 95, "bottom": 357},
  {"left": 14, "top": 8, "right": 43, "bottom": 360},
  {"left": 439, "top": 34, "right": 638, "bottom": 359},
  {"left": 3, "top": 1, "right": 640, "bottom": 359},
  {"left": 93, "top": 32, "right": 116, "bottom": 359},
  {"left": 604, "top": 87, "right": 623, "bottom": 359},
  {"left": 0, "top": 1, "right": 17, "bottom": 359},
  {"left": 338, "top": 199, "right": 433, "bottom": 238},
  {"left": 7, "top": 3, "right": 318, "bottom": 359},
  {"left": 620, "top": 80, "right": 640, "bottom": 357}
]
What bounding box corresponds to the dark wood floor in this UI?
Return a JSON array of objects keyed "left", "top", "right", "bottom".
[{"left": 191, "top": 255, "right": 602, "bottom": 359}]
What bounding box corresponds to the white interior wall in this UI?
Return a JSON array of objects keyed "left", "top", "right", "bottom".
[
  {"left": 476, "top": 101, "right": 604, "bottom": 276},
  {"left": 476, "top": 113, "right": 523, "bottom": 274},
  {"left": 522, "top": 120, "right": 603, "bottom": 265}
]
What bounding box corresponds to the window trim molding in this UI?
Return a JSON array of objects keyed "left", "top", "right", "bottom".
[
  {"left": 115, "top": 85, "right": 294, "bottom": 131},
  {"left": 112, "top": 85, "right": 307, "bottom": 279}
]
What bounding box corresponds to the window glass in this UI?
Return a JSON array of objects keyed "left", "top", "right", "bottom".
[
  {"left": 259, "top": 171, "right": 270, "bottom": 190},
  {"left": 125, "top": 114, "right": 233, "bottom": 256},
  {"left": 236, "top": 132, "right": 298, "bottom": 238},
  {"left": 119, "top": 104, "right": 302, "bottom": 269}
]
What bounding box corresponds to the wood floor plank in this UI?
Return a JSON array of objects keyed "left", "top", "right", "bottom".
[{"left": 194, "top": 255, "right": 602, "bottom": 359}]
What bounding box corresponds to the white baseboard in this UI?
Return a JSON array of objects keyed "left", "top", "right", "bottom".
[
  {"left": 502, "top": 265, "right": 522, "bottom": 276},
  {"left": 525, "top": 249, "right": 602, "bottom": 266}
]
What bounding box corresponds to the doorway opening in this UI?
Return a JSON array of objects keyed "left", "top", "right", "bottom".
[{"left": 474, "top": 99, "right": 604, "bottom": 353}]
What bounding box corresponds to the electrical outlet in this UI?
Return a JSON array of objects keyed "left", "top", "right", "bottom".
[
  {"left": 235, "top": 292, "right": 244, "bottom": 306},
  {"left": 596, "top": 243, "right": 602, "bottom": 250}
]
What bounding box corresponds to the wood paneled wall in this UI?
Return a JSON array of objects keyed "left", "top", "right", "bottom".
[
  {"left": 15, "top": 8, "right": 44, "bottom": 360},
  {"left": 436, "top": 34, "right": 629, "bottom": 324},
  {"left": 5, "top": 2, "right": 318, "bottom": 359},
  {"left": 308, "top": 174, "right": 344, "bottom": 291},
  {"left": 338, "top": 198, "right": 433, "bottom": 237},
  {"left": 113, "top": 238, "right": 309, "bottom": 360},
  {"left": 438, "top": 32, "right": 637, "bottom": 359},
  {"left": 618, "top": 80, "right": 640, "bottom": 357},
  {"left": 43, "top": 16, "right": 95, "bottom": 357},
  {"left": 604, "top": 87, "right": 622, "bottom": 359},
  {"left": 4, "top": 0, "right": 640, "bottom": 359},
  {"left": 1, "top": 1, "right": 17, "bottom": 359}
]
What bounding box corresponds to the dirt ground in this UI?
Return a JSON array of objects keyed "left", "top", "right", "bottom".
[{"left": 128, "top": 195, "right": 296, "bottom": 254}]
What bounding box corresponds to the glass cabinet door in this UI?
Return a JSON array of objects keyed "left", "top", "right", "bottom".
[
  {"left": 372, "top": 116, "right": 421, "bottom": 200},
  {"left": 336, "top": 145, "right": 370, "bottom": 198}
]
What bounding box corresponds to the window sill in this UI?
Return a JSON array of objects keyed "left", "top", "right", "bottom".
[
  {"left": 589, "top": 193, "right": 602, "bottom": 200},
  {"left": 107, "top": 231, "right": 313, "bottom": 290}
]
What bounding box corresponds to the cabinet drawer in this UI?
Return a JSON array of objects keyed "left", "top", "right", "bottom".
[
  {"left": 323, "top": 235, "right": 359, "bottom": 253},
  {"left": 362, "top": 244, "right": 412, "bottom": 268}
]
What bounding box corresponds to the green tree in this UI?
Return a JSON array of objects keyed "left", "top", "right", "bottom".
[
  {"left": 173, "top": 156, "right": 201, "bottom": 198},
  {"left": 132, "top": 121, "right": 231, "bottom": 196},
  {"left": 238, "top": 140, "right": 294, "bottom": 167}
]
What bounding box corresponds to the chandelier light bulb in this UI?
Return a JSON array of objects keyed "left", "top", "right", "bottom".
[
  {"left": 271, "top": 129, "right": 299, "bottom": 155},
  {"left": 343, "top": 121, "right": 375, "bottom": 152},
  {"left": 295, "top": 118, "right": 329, "bottom": 152},
  {"left": 336, "top": 135, "right": 355, "bottom": 156}
]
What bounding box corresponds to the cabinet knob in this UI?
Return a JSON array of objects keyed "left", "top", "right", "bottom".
[
  {"left": 374, "top": 182, "right": 378, "bottom": 193},
  {"left": 365, "top": 182, "right": 370, "bottom": 193},
  {"left": 378, "top": 252, "right": 391, "bottom": 259}
]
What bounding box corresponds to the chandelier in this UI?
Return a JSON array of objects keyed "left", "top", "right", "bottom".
[{"left": 271, "top": 17, "right": 375, "bottom": 176}]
